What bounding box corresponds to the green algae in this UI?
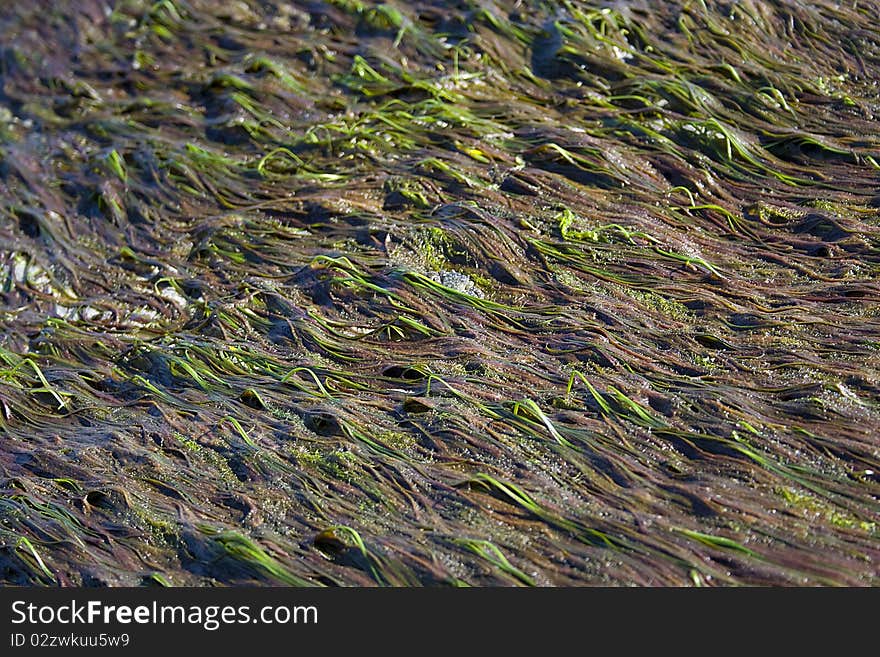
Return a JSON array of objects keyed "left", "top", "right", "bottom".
[{"left": 0, "top": 0, "right": 879, "bottom": 588}]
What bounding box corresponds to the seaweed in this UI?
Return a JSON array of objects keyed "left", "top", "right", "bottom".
[{"left": 0, "top": 0, "right": 878, "bottom": 587}]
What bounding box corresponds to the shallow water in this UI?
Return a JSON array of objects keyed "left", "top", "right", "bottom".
[{"left": 1, "top": 0, "right": 878, "bottom": 586}]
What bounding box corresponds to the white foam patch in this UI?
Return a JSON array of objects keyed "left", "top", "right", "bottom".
[{"left": 159, "top": 285, "right": 190, "bottom": 309}]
